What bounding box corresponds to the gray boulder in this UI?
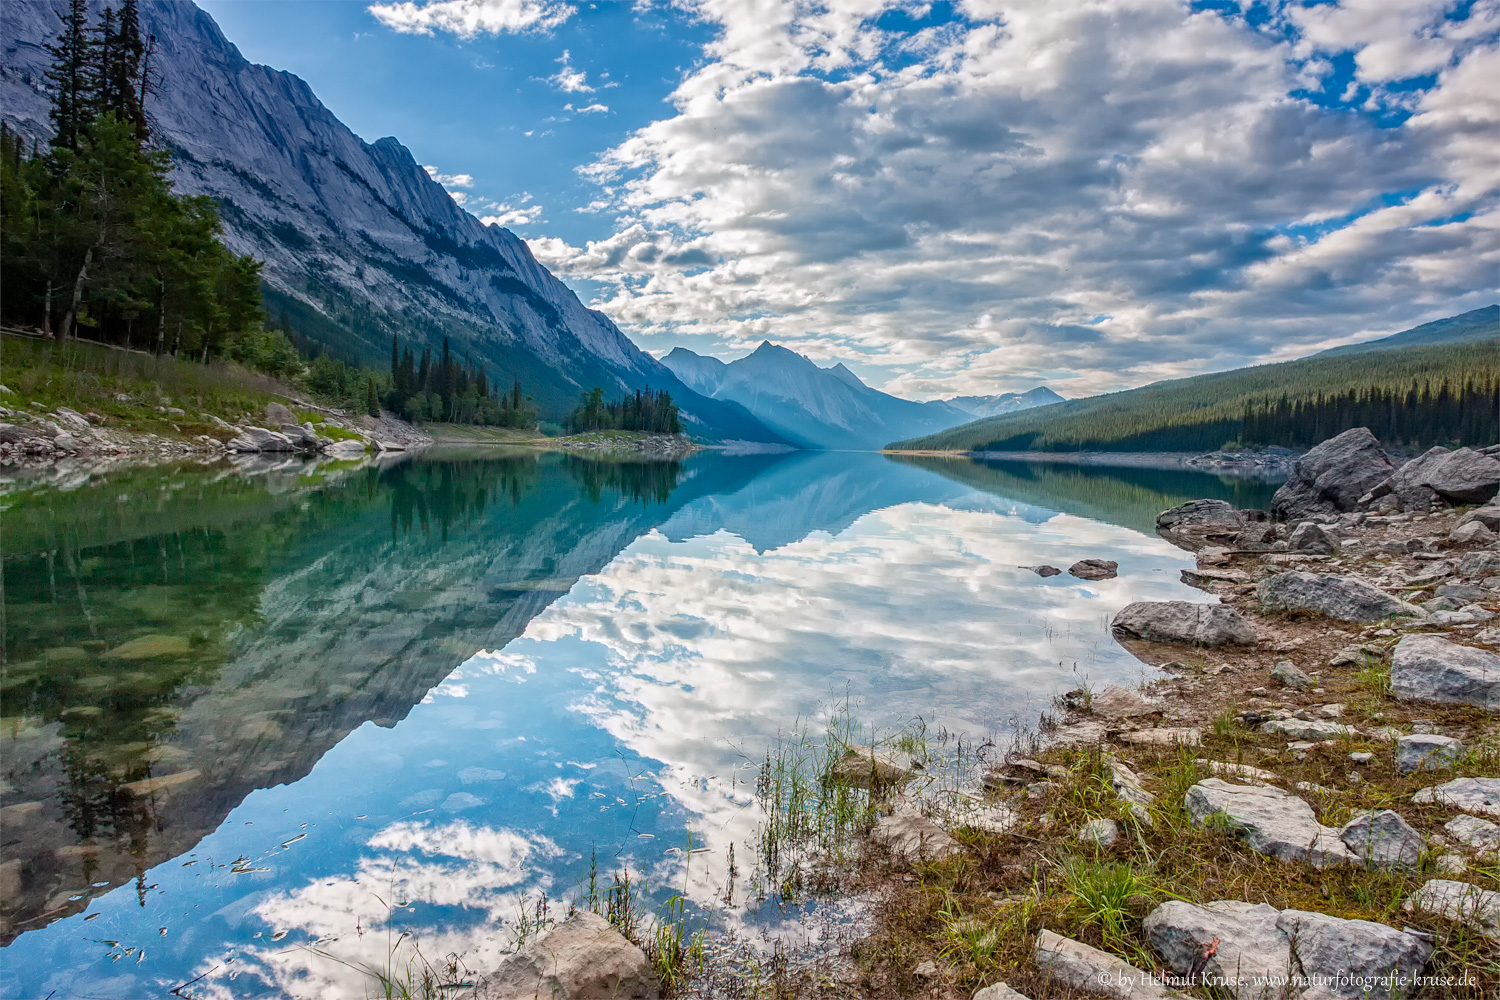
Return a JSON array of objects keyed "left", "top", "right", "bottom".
[
  {"left": 1459, "top": 550, "right": 1500, "bottom": 579},
  {"left": 972, "top": 985, "right": 1030, "bottom": 1000},
  {"left": 1339, "top": 810, "right": 1423, "bottom": 869},
  {"left": 1260, "top": 718, "right": 1355, "bottom": 741},
  {"left": 1275, "top": 909, "right": 1432, "bottom": 999},
  {"left": 226, "top": 426, "right": 296, "bottom": 453},
  {"left": 871, "top": 811, "right": 963, "bottom": 862},
  {"left": 264, "top": 401, "right": 298, "bottom": 426},
  {"left": 1258, "top": 571, "right": 1423, "bottom": 623},
  {"left": 1412, "top": 777, "right": 1500, "bottom": 818},
  {"left": 1112, "top": 601, "right": 1258, "bottom": 647},
  {"left": 1444, "top": 815, "right": 1500, "bottom": 856},
  {"left": 1272, "top": 428, "right": 1395, "bottom": 520},
  {"left": 467, "top": 911, "right": 659, "bottom": 1000},
  {"left": 1185, "top": 779, "right": 1355, "bottom": 868},
  {"left": 1271, "top": 660, "right": 1315, "bottom": 689},
  {"left": 1288, "top": 521, "right": 1340, "bottom": 554},
  {"left": 1146, "top": 900, "right": 1432, "bottom": 1000},
  {"left": 1077, "top": 818, "right": 1119, "bottom": 848},
  {"left": 1143, "top": 899, "right": 1291, "bottom": 1000},
  {"left": 1034, "top": 929, "right": 1173, "bottom": 1000},
  {"left": 1403, "top": 879, "right": 1500, "bottom": 940},
  {"left": 1390, "top": 634, "right": 1500, "bottom": 710},
  {"left": 1394, "top": 733, "right": 1464, "bottom": 773},
  {"left": 1069, "top": 558, "right": 1118, "bottom": 580},
  {"left": 1413, "top": 447, "right": 1500, "bottom": 505},
  {"left": 1451, "top": 521, "right": 1497, "bottom": 546},
  {"left": 1156, "top": 498, "right": 1250, "bottom": 552},
  {"left": 1031, "top": 565, "right": 1061, "bottom": 577},
  {"left": 1458, "top": 503, "right": 1500, "bottom": 533}
]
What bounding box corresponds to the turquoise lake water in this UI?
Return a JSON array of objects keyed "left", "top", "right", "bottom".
[{"left": 0, "top": 449, "right": 1278, "bottom": 998}]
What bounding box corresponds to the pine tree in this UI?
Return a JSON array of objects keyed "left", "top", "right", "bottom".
[
  {"left": 45, "top": 0, "right": 93, "bottom": 153},
  {"left": 111, "top": 0, "right": 148, "bottom": 140},
  {"left": 366, "top": 375, "right": 381, "bottom": 417}
]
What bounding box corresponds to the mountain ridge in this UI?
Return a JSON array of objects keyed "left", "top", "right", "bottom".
[
  {"left": 944, "top": 386, "right": 1066, "bottom": 418},
  {"left": 0, "top": 0, "right": 782, "bottom": 442},
  {"left": 1306, "top": 305, "right": 1498, "bottom": 360},
  {"left": 661, "top": 342, "right": 972, "bottom": 450}
]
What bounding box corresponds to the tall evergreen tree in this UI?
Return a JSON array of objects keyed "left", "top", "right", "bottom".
[
  {"left": 45, "top": 0, "right": 93, "bottom": 153},
  {"left": 111, "top": 0, "right": 148, "bottom": 140}
]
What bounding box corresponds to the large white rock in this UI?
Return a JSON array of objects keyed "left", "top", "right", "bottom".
[
  {"left": 1260, "top": 718, "right": 1356, "bottom": 741},
  {"left": 1394, "top": 733, "right": 1464, "bottom": 773},
  {"left": 1412, "top": 777, "right": 1500, "bottom": 818},
  {"left": 1143, "top": 899, "right": 1292, "bottom": 1000},
  {"left": 1034, "top": 929, "right": 1174, "bottom": 999},
  {"left": 1258, "top": 572, "right": 1422, "bottom": 623},
  {"left": 466, "top": 911, "right": 659, "bottom": 1000},
  {"left": 226, "top": 426, "right": 296, "bottom": 453},
  {"left": 1390, "top": 634, "right": 1500, "bottom": 710},
  {"left": 1338, "top": 810, "right": 1423, "bottom": 869},
  {"left": 871, "top": 811, "right": 963, "bottom": 862},
  {"left": 1274, "top": 909, "right": 1433, "bottom": 999},
  {"left": 1403, "top": 879, "right": 1500, "bottom": 939},
  {"left": 1444, "top": 814, "right": 1500, "bottom": 856},
  {"left": 1112, "top": 601, "right": 1258, "bottom": 647},
  {"left": 1185, "top": 779, "right": 1356, "bottom": 868}
]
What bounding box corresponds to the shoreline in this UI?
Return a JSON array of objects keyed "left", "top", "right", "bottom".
[
  {"left": 885, "top": 447, "right": 1296, "bottom": 479},
  {"left": 773, "top": 442, "right": 1500, "bottom": 998}
]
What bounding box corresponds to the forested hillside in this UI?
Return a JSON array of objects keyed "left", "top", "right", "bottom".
[{"left": 891, "top": 341, "right": 1498, "bottom": 453}]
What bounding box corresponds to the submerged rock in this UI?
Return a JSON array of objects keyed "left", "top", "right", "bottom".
[
  {"left": 1258, "top": 571, "right": 1423, "bottom": 623},
  {"left": 1391, "top": 634, "right": 1500, "bottom": 710},
  {"left": 1068, "top": 558, "right": 1118, "bottom": 580},
  {"left": 1111, "top": 601, "right": 1258, "bottom": 647},
  {"left": 827, "top": 746, "right": 913, "bottom": 791},
  {"left": 467, "top": 911, "right": 658, "bottom": 999}
]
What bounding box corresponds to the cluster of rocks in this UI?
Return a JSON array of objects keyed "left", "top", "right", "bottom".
[
  {"left": 1183, "top": 445, "right": 1299, "bottom": 474},
  {"left": 558, "top": 431, "right": 697, "bottom": 459},
  {"left": 1029, "top": 558, "right": 1119, "bottom": 580},
  {"left": 0, "top": 397, "right": 431, "bottom": 466}
]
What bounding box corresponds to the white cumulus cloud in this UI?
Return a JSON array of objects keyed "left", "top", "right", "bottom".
[
  {"left": 532, "top": 0, "right": 1499, "bottom": 397},
  {"left": 368, "top": 0, "right": 573, "bottom": 36}
]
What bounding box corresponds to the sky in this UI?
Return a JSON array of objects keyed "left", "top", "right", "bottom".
[{"left": 197, "top": 0, "right": 1499, "bottom": 399}]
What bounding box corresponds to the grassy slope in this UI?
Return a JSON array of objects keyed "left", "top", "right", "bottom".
[
  {"left": 890, "top": 341, "right": 1497, "bottom": 452},
  {"left": 1, "top": 332, "right": 302, "bottom": 442}
]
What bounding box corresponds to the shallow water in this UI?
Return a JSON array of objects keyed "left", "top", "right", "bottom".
[{"left": 0, "top": 449, "right": 1279, "bottom": 998}]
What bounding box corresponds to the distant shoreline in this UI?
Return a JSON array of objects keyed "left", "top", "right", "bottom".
[{"left": 884, "top": 448, "right": 1291, "bottom": 476}]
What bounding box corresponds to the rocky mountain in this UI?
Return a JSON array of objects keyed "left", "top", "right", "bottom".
[
  {"left": 1308, "top": 305, "right": 1499, "bottom": 359},
  {"left": 0, "top": 0, "right": 780, "bottom": 442},
  {"left": 944, "top": 386, "right": 1066, "bottom": 418},
  {"left": 660, "top": 342, "right": 972, "bottom": 450}
]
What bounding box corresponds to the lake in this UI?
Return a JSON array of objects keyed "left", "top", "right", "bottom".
[{"left": 0, "top": 449, "right": 1280, "bottom": 998}]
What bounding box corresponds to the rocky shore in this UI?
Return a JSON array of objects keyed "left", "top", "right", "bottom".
[
  {"left": 816, "top": 428, "right": 1500, "bottom": 1000},
  {"left": 0, "top": 398, "right": 430, "bottom": 467}
]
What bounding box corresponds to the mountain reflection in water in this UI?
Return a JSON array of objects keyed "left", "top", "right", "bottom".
[{"left": 0, "top": 449, "right": 1277, "bottom": 998}]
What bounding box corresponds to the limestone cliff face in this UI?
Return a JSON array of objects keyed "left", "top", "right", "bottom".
[{"left": 0, "top": 1, "right": 779, "bottom": 439}]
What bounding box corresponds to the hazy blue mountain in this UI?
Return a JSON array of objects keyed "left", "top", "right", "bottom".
[
  {"left": 660, "top": 342, "right": 973, "bottom": 450},
  {"left": 0, "top": 0, "right": 782, "bottom": 442},
  {"left": 945, "top": 387, "right": 1066, "bottom": 417},
  {"left": 1308, "top": 305, "right": 1498, "bottom": 359}
]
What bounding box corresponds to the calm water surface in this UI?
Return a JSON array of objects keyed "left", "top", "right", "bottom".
[{"left": 0, "top": 450, "right": 1278, "bottom": 998}]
